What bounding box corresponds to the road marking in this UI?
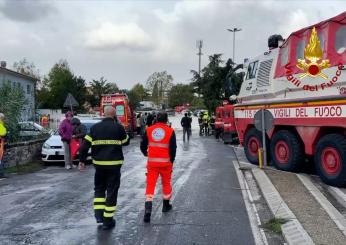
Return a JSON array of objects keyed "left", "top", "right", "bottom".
[
  {"left": 297, "top": 174, "right": 346, "bottom": 237},
  {"left": 233, "top": 160, "right": 268, "bottom": 245},
  {"left": 253, "top": 169, "right": 314, "bottom": 245},
  {"left": 328, "top": 186, "right": 346, "bottom": 208}
]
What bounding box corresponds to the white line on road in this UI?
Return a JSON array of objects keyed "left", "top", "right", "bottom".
[
  {"left": 232, "top": 160, "right": 268, "bottom": 245},
  {"left": 297, "top": 174, "right": 346, "bottom": 237},
  {"left": 328, "top": 186, "right": 346, "bottom": 208}
]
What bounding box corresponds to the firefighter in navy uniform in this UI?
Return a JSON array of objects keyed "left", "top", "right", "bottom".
[
  {"left": 140, "top": 111, "right": 177, "bottom": 223},
  {"left": 79, "top": 106, "right": 130, "bottom": 230}
]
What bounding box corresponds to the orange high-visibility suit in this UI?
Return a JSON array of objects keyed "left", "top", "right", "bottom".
[{"left": 140, "top": 122, "right": 177, "bottom": 201}]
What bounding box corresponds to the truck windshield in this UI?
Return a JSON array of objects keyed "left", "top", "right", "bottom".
[{"left": 116, "top": 105, "right": 125, "bottom": 116}]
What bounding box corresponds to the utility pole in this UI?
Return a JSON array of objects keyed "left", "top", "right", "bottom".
[
  {"left": 196, "top": 40, "right": 203, "bottom": 76},
  {"left": 227, "top": 28, "right": 242, "bottom": 63},
  {"left": 196, "top": 40, "right": 203, "bottom": 97}
]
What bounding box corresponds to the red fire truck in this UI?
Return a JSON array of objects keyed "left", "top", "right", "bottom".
[
  {"left": 233, "top": 12, "right": 346, "bottom": 186},
  {"left": 100, "top": 93, "right": 136, "bottom": 138},
  {"left": 215, "top": 101, "right": 237, "bottom": 143}
]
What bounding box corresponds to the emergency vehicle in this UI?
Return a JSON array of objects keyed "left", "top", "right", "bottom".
[
  {"left": 215, "top": 101, "right": 237, "bottom": 143},
  {"left": 233, "top": 12, "right": 346, "bottom": 186},
  {"left": 100, "top": 93, "right": 136, "bottom": 138}
]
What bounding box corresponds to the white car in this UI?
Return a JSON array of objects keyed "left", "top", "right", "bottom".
[{"left": 41, "top": 119, "right": 101, "bottom": 163}]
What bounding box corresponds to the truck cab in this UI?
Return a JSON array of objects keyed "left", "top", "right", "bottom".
[{"left": 221, "top": 104, "right": 237, "bottom": 144}]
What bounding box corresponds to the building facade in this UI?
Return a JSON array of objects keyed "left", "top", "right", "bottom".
[{"left": 0, "top": 62, "right": 37, "bottom": 121}]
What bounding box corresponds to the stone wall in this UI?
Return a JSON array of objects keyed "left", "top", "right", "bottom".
[{"left": 3, "top": 138, "right": 47, "bottom": 168}]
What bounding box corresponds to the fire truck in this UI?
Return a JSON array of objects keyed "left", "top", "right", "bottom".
[
  {"left": 233, "top": 12, "right": 346, "bottom": 186},
  {"left": 100, "top": 93, "right": 136, "bottom": 138},
  {"left": 215, "top": 101, "right": 237, "bottom": 143}
]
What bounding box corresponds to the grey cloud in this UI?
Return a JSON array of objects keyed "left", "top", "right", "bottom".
[{"left": 0, "top": 0, "right": 56, "bottom": 22}]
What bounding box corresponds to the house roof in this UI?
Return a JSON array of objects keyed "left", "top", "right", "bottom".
[{"left": 0, "top": 66, "right": 39, "bottom": 82}]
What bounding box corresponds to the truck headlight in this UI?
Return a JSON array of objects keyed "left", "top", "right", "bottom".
[{"left": 43, "top": 143, "right": 51, "bottom": 149}]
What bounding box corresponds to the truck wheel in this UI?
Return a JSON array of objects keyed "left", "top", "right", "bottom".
[
  {"left": 244, "top": 128, "right": 268, "bottom": 165},
  {"left": 270, "top": 130, "right": 304, "bottom": 172},
  {"left": 315, "top": 134, "right": 346, "bottom": 187}
]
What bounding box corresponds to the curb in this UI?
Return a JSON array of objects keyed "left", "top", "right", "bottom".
[
  {"left": 232, "top": 160, "right": 268, "bottom": 245},
  {"left": 252, "top": 168, "right": 314, "bottom": 245},
  {"left": 298, "top": 174, "right": 346, "bottom": 237}
]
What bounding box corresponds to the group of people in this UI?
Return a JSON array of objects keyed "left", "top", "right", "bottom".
[
  {"left": 74, "top": 107, "right": 176, "bottom": 230},
  {"left": 58, "top": 112, "right": 88, "bottom": 169},
  {"left": 136, "top": 111, "right": 170, "bottom": 136},
  {"left": 198, "top": 111, "right": 216, "bottom": 136}
]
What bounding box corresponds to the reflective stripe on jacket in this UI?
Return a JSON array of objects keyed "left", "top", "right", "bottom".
[
  {"left": 146, "top": 123, "right": 174, "bottom": 167},
  {"left": 0, "top": 121, "right": 7, "bottom": 137},
  {"left": 79, "top": 117, "right": 130, "bottom": 167}
]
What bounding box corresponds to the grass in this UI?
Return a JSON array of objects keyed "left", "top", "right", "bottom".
[
  {"left": 4, "top": 161, "right": 45, "bottom": 174},
  {"left": 260, "top": 218, "right": 288, "bottom": 234}
]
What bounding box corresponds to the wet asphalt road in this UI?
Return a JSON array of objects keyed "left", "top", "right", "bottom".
[{"left": 0, "top": 129, "right": 255, "bottom": 245}]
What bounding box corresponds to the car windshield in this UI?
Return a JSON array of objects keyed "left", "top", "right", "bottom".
[{"left": 53, "top": 120, "right": 99, "bottom": 135}]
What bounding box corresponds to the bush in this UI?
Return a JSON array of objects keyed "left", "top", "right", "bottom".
[{"left": 0, "top": 81, "right": 27, "bottom": 143}]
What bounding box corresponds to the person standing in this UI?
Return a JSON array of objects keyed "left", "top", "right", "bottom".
[
  {"left": 140, "top": 112, "right": 147, "bottom": 136},
  {"left": 59, "top": 112, "right": 73, "bottom": 169},
  {"left": 181, "top": 113, "right": 192, "bottom": 142},
  {"left": 146, "top": 112, "right": 154, "bottom": 127},
  {"left": 140, "top": 111, "right": 177, "bottom": 223},
  {"left": 71, "top": 118, "right": 87, "bottom": 162},
  {"left": 0, "top": 113, "right": 7, "bottom": 178},
  {"left": 79, "top": 106, "right": 130, "bottom": 230},
  {"left": 198, "top": 113, "right": 203, "bottom": 136},
  {"left": 136, "top": 113, "right": 141, "bottom": 135}
]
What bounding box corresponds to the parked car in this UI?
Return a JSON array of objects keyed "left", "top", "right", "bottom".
[{"left": 41, "top": 118, "right": 101, "bottom": 163}]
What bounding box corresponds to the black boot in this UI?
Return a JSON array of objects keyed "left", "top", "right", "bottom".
[
  {"left": 102, "top": 217, "right": 116, "bottom": 230},
  {"left": 143, "top": 201, "right": 152, "bottom": 223},
  {"left": 95, "top": 210, "right": 103, "bottom": 224},
  {"left": 162, "top": 199, "right": 172, "bottom": 213}
]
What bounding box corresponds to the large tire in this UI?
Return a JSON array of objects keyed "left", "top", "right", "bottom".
[
  {"left": 244, "top": 128, "right": 268, "bottom": 165},
  {"left": 270, "top": 130, "right": 304, "bottom": 172},
  {"left": 315, "top": 134, "right": 346, "bottom": 187}
]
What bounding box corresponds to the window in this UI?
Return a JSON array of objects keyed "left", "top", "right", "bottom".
[
  {"left": 335, "top": 26, "right": 346, "bottom": 54},
  {"left": 281, "top": 45, "right": 289, "bottom": 65},
  {"left": 318, "top": 33, "right": 325, "bottom": 53},
  {"left": 245, "top": 61, "right": 259, "bottom": 80},
  {"left": 116, "top": 105, "right": 125, "bottom": 116},
  {"left": 296, "top": 40, "right": 305, "bottom": 60},
  {"left": 27, "top": 84, "right": 31, "bottom": 94}
]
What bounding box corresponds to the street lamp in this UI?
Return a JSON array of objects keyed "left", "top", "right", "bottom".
[{"left": 227, "top": 28, "right": 242, "bottom": 63}]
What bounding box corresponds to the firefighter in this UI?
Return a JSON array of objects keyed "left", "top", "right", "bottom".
[
  {"left": 202, "top": 112, "right": 210, "bottom": 136},
  {"left": 0, "top": 113, "right": 7, "bottom": 178},
  {"left": 78, "top": 106, "right": 130, "bottom": 230},
  {"left": 140, "top": 111, "right": 177, "bottom": 223}
]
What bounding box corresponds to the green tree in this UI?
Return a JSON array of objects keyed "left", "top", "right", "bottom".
[
  {"left": 87, "top": 77, "right": 119, "bottom": 107},
  {"left": 168, "top": 84, "right": 194, "bottom": 108},
  {"left": 191, "top": 55, "right": 244, "bottom": 112},
  {"left": 39, "top": 60, "right": 87, "bottom": 111},
  {"left": 145, "top": 71, "right": 174, "bottom": 106},
  {"left": 13, "top": 58, "right": 40, "bottom": 79},
  {"left": 0, "top": 82, "right": 26, "bottom": 142},
  {"left": 127, "top": 83, "right": 149, "bottom": 109}
]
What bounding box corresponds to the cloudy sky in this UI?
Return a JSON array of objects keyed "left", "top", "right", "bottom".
[{"left": 0, "top": 0, "right": 344, "bottom": 88}]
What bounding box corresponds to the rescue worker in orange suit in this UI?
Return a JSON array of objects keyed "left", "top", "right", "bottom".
[
  {"left": 79, "top": 106, "right": 130, "bottom": 230},
  {"left": 140, "top": 111, "right": 177, "bottom": 223}
]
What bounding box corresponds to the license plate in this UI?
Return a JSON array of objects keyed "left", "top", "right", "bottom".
[{"left": 55, "top": 151, "right": 60, "bottom": 155}]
